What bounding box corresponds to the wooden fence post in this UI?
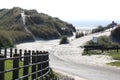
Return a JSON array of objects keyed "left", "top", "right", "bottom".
[
  {"left": 102, "top": 47, "right": 104, "bottom": 53},
  {"left": 0, "top": 54, "right": 5, "bottom": 80},
  {"left": 19, "top": 49, "right": 22, "bottom": 61},
  {"left": 23, "top": 50, "right": 29, "bottom": 80},
  {"left": 10, "top": 48, "right": 13, "bottom": 58},
  {"left": 28, "top": 50, "right": 31, "bottom": 63},
  {"left": 43, "top": 51, "right": 47, "bottom": 74},
  {"left": 117, "top": 47, "right": 119, "bottom": 53},
  {"left": 13, "top": 53, "right": 19, "bottom": 80},
  {"left": 32, "top": 51, "right": 37, "bottom": 80},
  {"left": 4, "top": 48, "right": 7, "bottom": 58},
  {"left": 86, "top": 49, "right": 89, "bottom": 55},
  {"left": 0, "top": 48, "right": 1, "bottom": 54},
  {"left": 15, "top": 49, "right": 17, "bottom": 54},
  {"left": 37, "top": 51, "right": 42, "bottom": 77},
  {"left": 46, "top": 51, "right": 49, "bottom": 72},
  {"left": 44, "top": 51, "right": 47, "bottom": 73}
]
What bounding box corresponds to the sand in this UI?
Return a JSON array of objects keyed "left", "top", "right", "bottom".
[{"left": 16, "top": 29, "right": 118, "bottom": 80}]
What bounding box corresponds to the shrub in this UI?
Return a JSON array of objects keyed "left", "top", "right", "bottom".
[
  {"left": 0, "top": 29, "right": 34, "bottom": 47},
  {"left": 75, "top": 32, "right": 84, "bottom": 38},
  {"left": 111, "top": 25, "right": 120, "bottom": 41},
  {"left": 0, "top": 31, "right": 14, "bottom": 47},
  {"left": 92, "top": 25, "right": 105, "bottom": 33},
  {"left": 98, "top": 36, "right": 112, "bottom": 47},
  {"left": 59, "top": 36, "right": 69, "bottom": 44},
  {"left": 86, "top": 36, "right": 118, "bottom": 48}
]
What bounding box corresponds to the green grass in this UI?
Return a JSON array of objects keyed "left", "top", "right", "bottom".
[
  {"left": 5, "top": 60, "right": 23, "bottom": 80},
  {"left": 5, "top": 60, "right": 32, "bottom": 80},
  {"left": 4, "top": 60, "right": 57, "bottom": 80},
  {"left": 82, "top": 49, "right": 120, "bottom": 67},
  {"left": 106, "top": 50, "right": 120, "bottom": 67},
  {"left": 107, "top": 61, "right": 120, "bottom": 67},
  {"left": 109, "top": 50, "right": 120, "bottom": 60},
  {"left": 82, "top": 50, "right": 102, "bottom": 55}
]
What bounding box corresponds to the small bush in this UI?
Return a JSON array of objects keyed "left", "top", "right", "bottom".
[
  {"left": 75, "top": 32, "right": 84, "bottom": 38},
  {"left": 111, "top": 25, "right": 120, "bottom": 41},
  {"left": 0, "top": 29, "right": 34, "bottom": 47},
  {"left": 60, "top": 36, "right": 69, "bottom": 44},
  {"left": 0, "top": 30, "right": 14, "bottom": 47},
  {"left": 92, "top": 25, "right": 105, "bottom": 33},
  {"left": 86, "top": 36, "right": 119, "bottom": 48}
]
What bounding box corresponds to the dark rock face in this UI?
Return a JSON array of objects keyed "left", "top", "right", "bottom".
[{"left": 0, "top": 7, "right": 76, "bottom": 40}]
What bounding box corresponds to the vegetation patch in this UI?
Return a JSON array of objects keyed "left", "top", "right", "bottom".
[
  {"left": 107, "top": 61, "right": 120, "bottom": 67},
  {"left": 82, "top": 35, "right": 120, "bottom": 67},
  {"left": 4, "top": 60, "right": 58, "bottom": 80},
  {"left": 82, "top": 35, "right": 119, "bottom": 55},
  {"left": 82, "top": 50, "right": 102, "bottom": 55},
  {"left": 5, "top": 60, "right": 24, "bottom": 80},
  {"left": 59, "top": 36, "right": 69, "bottom": 44},
  {"left": 106, "top": 50, "right": 120, "bottom": 67},
  {"left": 111, "top": 25, "right": 120, "bottom": 41},
  {"left": 0, "top": 29, "right": 34, "bottom": 48},
  {"left": 108, "top": 50, "right": 120, "bottom": 60},
  {"left": 92, "top": 21, "right": 117, "bottom": 33},
  {"left": 0, "top": 7, "right": 76, "bottom": 47},
  {"left": 75, "top": 32, "right": 84, "bottom": 38},
  {"left": 86, "top": 36, "right": 118, "bottom": 47}
]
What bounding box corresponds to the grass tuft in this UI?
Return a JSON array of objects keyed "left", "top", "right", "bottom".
[{"left": 107, "top": 61, "right": 120, "bottom": 67}]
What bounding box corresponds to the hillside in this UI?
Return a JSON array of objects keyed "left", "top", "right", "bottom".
[
  {"left": 92, "top": 21, "right": 117, "bottom": 33},
  {"left": 0, "top": 7, "right": 76, "bottom": 47},
  {"left": 111, "top": 25, "right": 120, "bottom": 43}
]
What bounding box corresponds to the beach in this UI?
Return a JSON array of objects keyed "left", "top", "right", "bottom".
[{"left": 16, "top": 29, "right": 120, "bottom": 80}]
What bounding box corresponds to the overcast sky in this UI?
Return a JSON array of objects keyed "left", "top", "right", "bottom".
[{"left": 1, "top": 0, "right": 120, "bottom": 22}]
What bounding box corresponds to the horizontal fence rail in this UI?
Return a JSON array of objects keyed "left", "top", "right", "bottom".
[
  {"left": 0, "top": 48, "right": 50, "bottom": 80},
  {"left": 83, "top": 45, "right": 120, "bottom": 53}
]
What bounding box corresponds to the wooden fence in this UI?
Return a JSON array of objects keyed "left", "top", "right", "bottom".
[
  {"left": 0, "top": 48, "right": 50, "bottom": 80},
  {"left": 84, "top": 45, "right": 120, "bottom": 54}
]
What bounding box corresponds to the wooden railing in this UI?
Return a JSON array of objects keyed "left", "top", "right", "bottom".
[
  {"left": 0, "top": 48, "right": 49, "bottom": 80},
  {"left": 83, "top": 45, "right": 120, "bottom": 54}
]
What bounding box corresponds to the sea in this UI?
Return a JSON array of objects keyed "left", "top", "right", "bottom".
[{"left": 68, "top": 20, "right": 120, "bottom": 30}]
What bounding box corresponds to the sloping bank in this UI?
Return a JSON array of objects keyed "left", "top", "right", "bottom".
[{"left": 0, "top": 7, "right": 76, "bottom": 48}]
